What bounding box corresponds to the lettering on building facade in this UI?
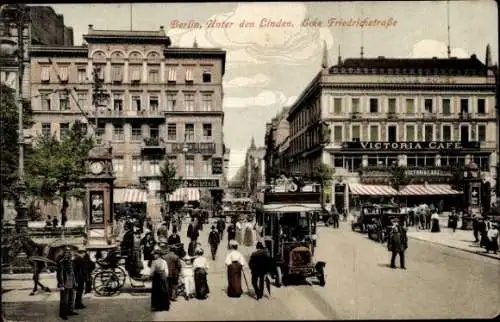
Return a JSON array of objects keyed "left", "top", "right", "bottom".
[{"left": 342, "top": 141, "right": 480, "bottom": 151}]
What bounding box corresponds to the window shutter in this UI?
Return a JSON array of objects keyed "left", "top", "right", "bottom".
[
  {"left": 41, "top": 67, "right": 51, "bottom": 81},
  {"left": 59, "top": 66, "right": 69, "bottom": 82},
  {"left": 112, "top": 66, "right": 123, "bottom": 82},
  {"left": 185, "top": 68, "right": 193, "bottom": 81},
  {"left": 131, "top": 68, "right": 141, "bottom": 81},
  {"left": 168, "top": 68, "right": 176, "bottom": 81}
]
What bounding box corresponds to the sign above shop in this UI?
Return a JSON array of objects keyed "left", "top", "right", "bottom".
[
  {"left": 185, "top": 179, "right": 219, "bottom": 188},
  {"left": 342, "top": 141, "right": 480, "bottom": 151}
]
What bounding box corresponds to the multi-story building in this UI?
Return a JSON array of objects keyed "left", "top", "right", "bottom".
[
  {"left": 1, "top": 5, "right": 73, "bottom": 92},
  {"left": 264, "top": 107, "right": 290, "bottom": 183},
  {"left": 285, "top": 47, "right": 497, "bottom": 212},
  {"left": 243, "top": 138, "right": 266, "bottom": 197},
  {"left": 28, "top": 25, "right": 227, "bottom": 218}
]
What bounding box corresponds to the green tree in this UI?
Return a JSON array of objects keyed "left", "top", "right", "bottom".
[
  {"left": 159, "top": 160, "right": 182, "bottom": 218},
  {"left": 0, "top": 83, "right": 33, "bottom": 221},
  {"left": 25, "top": 122, "right": 94, "bottom": 224},
  {"left": 312, "top": 163, "right": 335, "bottom": 207},
  {"left": 389, "top": 165, "right": 411, "bottom": 191}
]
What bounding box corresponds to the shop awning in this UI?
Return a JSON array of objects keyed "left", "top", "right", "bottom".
[
  {"left": 398, "top": 184, "right": 461, "bottom": 196},
  {"left": 168, "top": 188, "right": 200, "bottom": 202},
  {"left": 114, "top": 188, "right": 147, "bottom": 203},
  {"left": 263, "top": 203, "right": 322, "bottom": 212},
  {"left": 349, "top": 183, "right": 398, "bottom": 196}
]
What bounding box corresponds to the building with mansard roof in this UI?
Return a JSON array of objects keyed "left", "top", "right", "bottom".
[
  {"left": 27, "top": 25, "right": 227, "bottom": 218},
  {"left": 282, "top": 45, "right": 496, "bottom": 213}
]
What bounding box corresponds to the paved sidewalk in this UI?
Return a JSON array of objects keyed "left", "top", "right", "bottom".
[{"left": 407, "top": 223, "right": 499, "bottom": 260}]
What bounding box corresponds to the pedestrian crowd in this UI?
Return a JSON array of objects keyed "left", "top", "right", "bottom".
[{"left": 115, "top": 209, "right": 272, "bottom": 312}]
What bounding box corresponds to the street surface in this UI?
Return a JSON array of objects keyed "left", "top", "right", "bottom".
[{"left": 2, "top": 220, "right": 499, "bottom": 320}]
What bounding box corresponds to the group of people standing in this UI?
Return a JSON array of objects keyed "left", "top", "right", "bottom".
[
  {"left": 56, "top": 246, "right": 93, "bottom": 320},
  {"left": 472, "top": 215, "right": 499, "bottom": 254}
]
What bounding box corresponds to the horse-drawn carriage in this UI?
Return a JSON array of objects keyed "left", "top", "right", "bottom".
[{"left": 259, "top": 188, "right": 326, "bottom": 287}]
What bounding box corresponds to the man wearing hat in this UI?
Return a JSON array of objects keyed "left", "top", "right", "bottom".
[
  {"left": 57, "top": 247, "right": 77, "bottom": 319},
  {"left": 387, "top": 218, "right": 408, "bottom": 269},
  {"left": 164, "top": 246, "right": 182, "bottom": 301},
  {"left": 249, "top": 242, "right": 272, "bottom": 300},
  {"left": 208, "top": 225, "right": 220, "bottom": 260},
  {"left": 73, "top": 246, "right": 92, "bottom": 310}
]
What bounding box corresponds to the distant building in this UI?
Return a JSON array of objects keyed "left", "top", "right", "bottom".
[
  {"left": 243, "top": 137, "right": 266, "bottom": 196},
  {"left": 28, "top": 25, "right": 227, "bottom": 218},
  {"left": 264, "top": 107, "right": 290, "bottom": 183},
  {"left": 0, "top": 5, "right": 74, "bottom": 93},
  {"left": 272, "top": 45, "right": 496, "bottom": 213}
]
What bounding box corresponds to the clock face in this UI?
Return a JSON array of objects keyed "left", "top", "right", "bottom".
[{"left": 90, "top": 162, "right": 104, "bottom": 175}]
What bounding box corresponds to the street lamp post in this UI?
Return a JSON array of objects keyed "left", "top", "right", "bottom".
[
  {"left": 182, "top": 143, "right": 189, "bottom": 206},
  {"left": 2, "top": 4, "right": 30, "bottom": 233}
]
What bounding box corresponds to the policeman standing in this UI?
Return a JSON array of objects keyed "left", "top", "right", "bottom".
[
  {"left": 57, "top": 247, "right": 78, "bottom": 319},
  {"left": 387, "top": 218, "right": 408, "bottom": 269}
]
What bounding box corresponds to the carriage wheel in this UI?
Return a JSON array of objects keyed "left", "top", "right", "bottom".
[
  {"left": 113, "top": 267, "right": 127, "bottom": 289},
  {"left": 93, "top": 270, "right": 121, "bottom": 296},
  {"left": 275, "top": 266, "right": 283, "bottom": 288},
  {"left": 316, "top": 266, "right": 326, "bottom": 287}
]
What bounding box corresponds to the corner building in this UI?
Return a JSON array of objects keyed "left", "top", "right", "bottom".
[
  {"left": 28, "top": 26, "right": 226, "bottom": 218},
  {"left": 286, "top": 52, "right": 496, "bottom": 212}
]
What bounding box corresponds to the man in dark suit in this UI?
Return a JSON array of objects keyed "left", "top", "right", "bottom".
[
  {"left": 248, "top": 242, "right": 271, "bottom": 300},
  {"left": 73, "top": 246, "right": 92, "bottom": 309},
  {"left": 57, "top": 247, "right": 78, "bottom": 320},
  {"left": 164, "top": 247, "right": 182, "bottom": 301},
  {"left": 387, "top": 219, "right": 408, "bottom": 269}
]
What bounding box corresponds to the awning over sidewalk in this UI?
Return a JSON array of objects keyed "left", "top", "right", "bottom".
[
  {"left": 263, "top": 203, "right": 322, "bottom": 212},
  {"left": 168, "top": 188, "right": 200, "bottom": 202},
  {"left": 114, "top": 188, "right": 147, "bottom": 203},
  {"left": 398, "top": 184, "right": 461, "bottom": 196},
  {"left": 349, "top": 183, "right": 398, "bottom": 196}
]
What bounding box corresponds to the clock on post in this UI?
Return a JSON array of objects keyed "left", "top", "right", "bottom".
[{"left": 81, "top": 145, "right": 116, "bottom": 249}]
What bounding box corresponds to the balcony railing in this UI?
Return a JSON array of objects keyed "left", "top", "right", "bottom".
[
  {"left": 141, "top": 137, "right": 166, "bottom": 154},
  {"left": 387, "top": 112, "right": 397, "bottom": 119}
]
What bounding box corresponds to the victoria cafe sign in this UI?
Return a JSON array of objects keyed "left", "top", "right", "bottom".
[{"left": 342, "top": 141, "right": 480, "bottom": 151}]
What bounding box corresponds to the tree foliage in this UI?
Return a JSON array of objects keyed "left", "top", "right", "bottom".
[
  {"left": 389, "top": 165, "right": 411, "bottom": 191},
  {"left": 312, "top": 163, "right": 335, "bottom": 186},
  {"left": 159, "top": 160, "right": 182, "bottom": 216},
  {"left": 0, "top": 83, "right": 33, "bottom": 199},
  {"left": 25, "top": 122, "right": 94, "bottom": 222}
]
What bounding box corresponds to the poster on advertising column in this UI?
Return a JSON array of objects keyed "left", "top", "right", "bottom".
[{"left": 89, "top": 191, "right": 105, "bottom": 225}]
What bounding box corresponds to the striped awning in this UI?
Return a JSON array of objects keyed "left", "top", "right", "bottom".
[
  {"left": 398, "top": 184, "right": 461, "bottom": 196},
  {"left": 349, "top": 183, "right": 398, "bottom": 196},
  {"left": 168, "top": 188, "right": 200, "bottom": 202},
  {"left": 113, "top": 188, "right": 147, "bottom": 203}
]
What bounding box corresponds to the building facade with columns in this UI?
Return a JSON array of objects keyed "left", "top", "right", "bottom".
[
  {"left": 28, "top": 26, "right": 227, "bottom": 218},
  {"left": 285, "top": 49, "right": 497, "bottom": 213}
]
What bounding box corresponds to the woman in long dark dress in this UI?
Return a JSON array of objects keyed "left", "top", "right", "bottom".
[
  {"left": 150, "top": 249, "right": 170, "bottom": 311},
  {"left": 430, "top": 211, "right": 440, "bottom": 233},
  {"left": 225, "top": 240, "right": 246, "bottom": 298},
  {"left": 192, "top": 249, "right": 210, "bottom": 299},
  {"left": 141, "top": 229, "right": 155, "bottom": 267}
]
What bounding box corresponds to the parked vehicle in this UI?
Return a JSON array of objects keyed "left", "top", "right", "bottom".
[{"left": 259, "top": 186, "right": 326, "bottom": 287}]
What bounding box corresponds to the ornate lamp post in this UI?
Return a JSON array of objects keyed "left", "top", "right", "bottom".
[{"left": 1, "top": 4, "right": 30, "bottom": 233}]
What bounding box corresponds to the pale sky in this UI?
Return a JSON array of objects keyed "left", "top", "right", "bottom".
[{"left": 45, "top": 1, "right": 498, "bottom": 180}]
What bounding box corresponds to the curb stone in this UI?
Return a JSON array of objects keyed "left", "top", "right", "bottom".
[{"left": 408, "top": 235, "right": 500, "bottom": 260}]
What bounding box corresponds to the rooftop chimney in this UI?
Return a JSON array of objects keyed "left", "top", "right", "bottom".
[
  {"left": 88, "top": 24, "right": 93, "bottom": 30},
  {"left": 160, "top": 26, "right": 164, "bottom": 30}
]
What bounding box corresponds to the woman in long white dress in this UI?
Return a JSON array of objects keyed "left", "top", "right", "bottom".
[{"left": 181, "top": 257, "right": 196, "bottom": 299}]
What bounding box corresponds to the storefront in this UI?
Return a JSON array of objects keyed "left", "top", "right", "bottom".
[{"left": 329, "top": 141, "right": 488, "bottom": 213}]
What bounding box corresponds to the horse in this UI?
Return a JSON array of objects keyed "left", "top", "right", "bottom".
[{"left": 7, "top": 234, "right": 79, "bottom": 295}]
